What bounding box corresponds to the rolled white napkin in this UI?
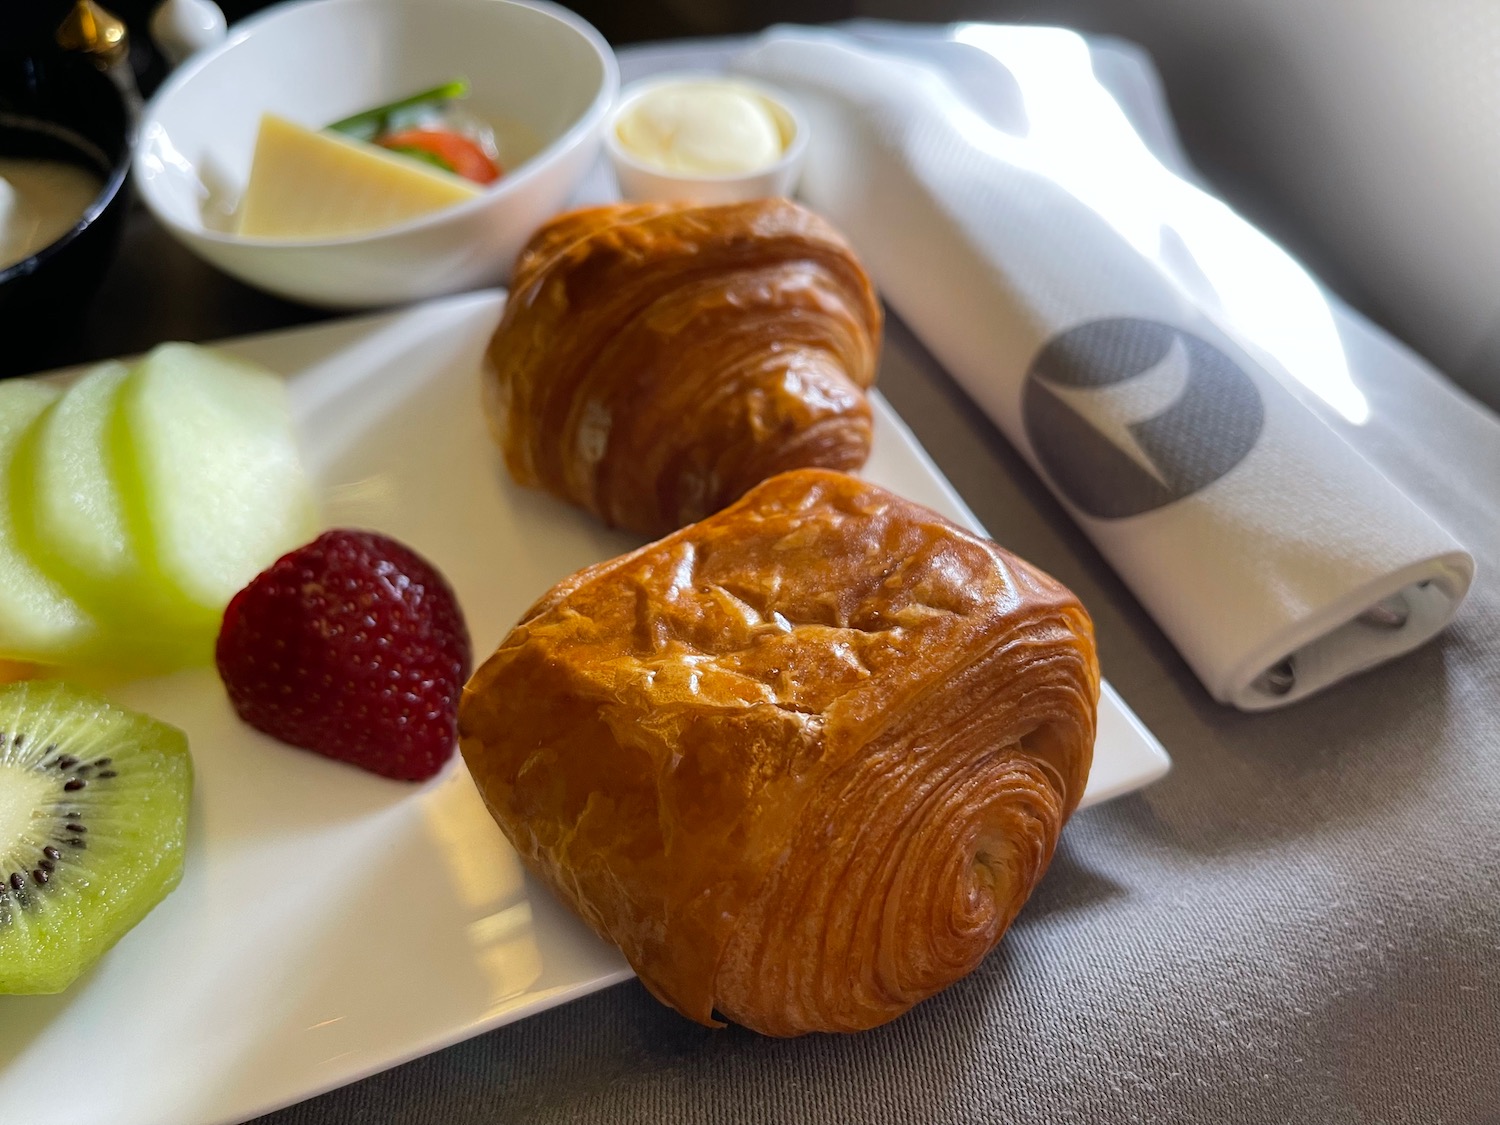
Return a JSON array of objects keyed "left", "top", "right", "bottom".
[{"left": 736, "top": 26, "right": 1476, "bottom": 710}]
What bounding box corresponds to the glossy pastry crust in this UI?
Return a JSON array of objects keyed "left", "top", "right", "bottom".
[
  {"left": 459, "top": 469, "right": 1098, "bottom": 1036},
  {"left": 483, "top": 200, "right": 883, "bottom": 537}
]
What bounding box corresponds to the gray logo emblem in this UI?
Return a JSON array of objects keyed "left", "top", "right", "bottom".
[{"left": 1021, "top": 319, "right": 1264, "bottom": 518}]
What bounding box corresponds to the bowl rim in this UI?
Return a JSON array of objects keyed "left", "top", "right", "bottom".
[
  {"left": 0, "top": 109, "right": 132, "bottom": 287},
  {"left": 132, "top": 0, "right": 619, "bottom": 249},
  {"left": 603, "top": 71, "right": 810, "bottom": 186}
]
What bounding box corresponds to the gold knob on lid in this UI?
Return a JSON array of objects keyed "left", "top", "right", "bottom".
[{"left": 56, "top": 0, "right": 131, "bottom": 68}]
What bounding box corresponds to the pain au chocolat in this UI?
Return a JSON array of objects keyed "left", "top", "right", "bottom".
[
  {"left": 459, "top": 469, "right": 1098, "bottom": 1036},
  {"left": 482, "top": 199, "right": 882, "bottom": 537}
]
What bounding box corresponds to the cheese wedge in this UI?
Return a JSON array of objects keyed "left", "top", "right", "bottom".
[{"left": 236, "top": 113, "right": 480, "bottom": 240}]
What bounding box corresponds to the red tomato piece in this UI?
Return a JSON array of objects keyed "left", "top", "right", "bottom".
[{"left": 376, "top": 129, "right": 502, "bottom": 184}]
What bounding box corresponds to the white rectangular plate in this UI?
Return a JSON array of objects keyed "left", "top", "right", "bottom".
[{"left": 0, "top": 292, "right": 1168, "bottom": 1125}]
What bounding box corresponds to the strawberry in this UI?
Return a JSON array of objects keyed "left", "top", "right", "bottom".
[{"left": 215, "top": 529, "right": 472, "bottom": 781}]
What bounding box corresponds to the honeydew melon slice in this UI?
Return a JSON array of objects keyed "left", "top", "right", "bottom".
[
  {"left": 15, "top": 363, "right": 139, "bottom": 608},
  {"left": 115, "top": 343, "right": 318, "bottom": 631},
  {"left": 15, "top": 363, "right": 227, "bottom": 670},
  {"left": 0, "top": 382, "right": 98, "bottom": 665}
]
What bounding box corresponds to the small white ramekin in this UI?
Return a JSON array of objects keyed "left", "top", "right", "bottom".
[{"left": 605, "top": 74, "right": 809, "bottom": 205}]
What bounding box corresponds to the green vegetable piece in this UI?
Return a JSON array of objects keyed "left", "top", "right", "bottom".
[{"left": 327, "top": 79, "right": 471, "bottom": 143}]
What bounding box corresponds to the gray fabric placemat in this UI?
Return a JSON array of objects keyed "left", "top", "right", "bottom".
[{"left": 252, "top": 32, "right": 1500, "bottom": 1125}]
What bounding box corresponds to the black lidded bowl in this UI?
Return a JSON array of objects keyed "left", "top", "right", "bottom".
[{"left": 0, "top": 48, "right": 133, "bottom": 377}]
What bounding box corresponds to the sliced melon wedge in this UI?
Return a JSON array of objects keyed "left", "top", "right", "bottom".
[
  {"left": 115, "top": 343, "right": 319, "bottom": 630},
  {"left": 19, "top": 363, "right": 212, "bottom": 668},
  {"left": 0, "top": 383, "right": 98, "bottom": 664},
  {"left": 16, "top": 363, "right": 138, "bottom": 605}
]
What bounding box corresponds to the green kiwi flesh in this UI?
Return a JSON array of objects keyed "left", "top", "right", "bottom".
[{"left": 0, "top": 681, "right": 192, "bottom": 994}]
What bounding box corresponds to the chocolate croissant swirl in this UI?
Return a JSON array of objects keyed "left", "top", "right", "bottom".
[
  {"left": 483, "top": 200, "right": 882, "bottom": 537},
  {"left": 459, "top": 469, "right": 1098, "bottom": 1036}
]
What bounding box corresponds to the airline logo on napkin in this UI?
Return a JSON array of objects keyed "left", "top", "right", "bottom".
[{"left": 1022, "top": 319, "right": 1264, "bottom": 518}]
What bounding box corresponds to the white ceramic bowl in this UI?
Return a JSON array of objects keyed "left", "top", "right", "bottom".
[
  {"left": 605, "top": 73, "right": 808, "bottom": 205},
  {"left": 134, "top": 0, "right": 617, "bottom": 308}
]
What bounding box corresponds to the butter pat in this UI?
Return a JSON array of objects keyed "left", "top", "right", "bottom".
[
  {"left": 237, "top": 114, "right": 479, "bottom": 240},
  {"left": 614, "top": 81, "right": 787, "bottom": 176}
]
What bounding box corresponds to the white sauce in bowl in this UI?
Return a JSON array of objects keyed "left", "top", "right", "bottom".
[{"left": 0, "top": 158, "right": 102, "bottom": 270}]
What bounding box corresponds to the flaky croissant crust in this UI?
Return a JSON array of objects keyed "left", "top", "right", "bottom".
[
  {"left": 460, "top": 469, "right": 1098, "bottom": 1035},
  {"left": 483, "top": 200, "right": 883, "bottom": 537}
]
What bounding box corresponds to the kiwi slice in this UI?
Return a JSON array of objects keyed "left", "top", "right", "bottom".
[{"left": 0, "top": 681, "right": 192, "bottom": 994}]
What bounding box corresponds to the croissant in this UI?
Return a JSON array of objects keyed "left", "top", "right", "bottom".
[
  {"left": 459, "top": 468, "right": 1098, "bottom": 1036},
  {"left": 483, "top": 199, "right": 883, "bottom": 537}
]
